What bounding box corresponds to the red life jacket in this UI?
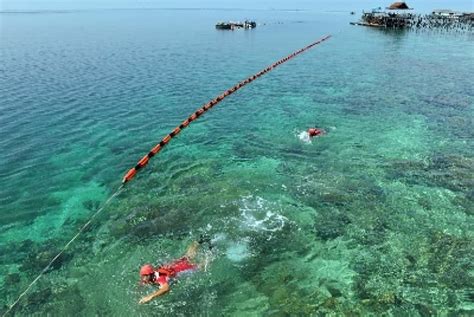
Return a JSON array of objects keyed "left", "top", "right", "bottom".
[
  {"left": 308, "top": 128, "right": 323, "bottom": 137},
  {"left": 155, "top": 257, "right": 197, "bottom": 284},
  {"left": 158, "top": 267, "right": 176, "bottom": 278}
]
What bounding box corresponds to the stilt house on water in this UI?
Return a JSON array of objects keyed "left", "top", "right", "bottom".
[
  {"left": 351, "top": 1, "right": 473, "bottom": 30},
  {"left": 359, "top": 2, "right": 413, "bottom": 27}
]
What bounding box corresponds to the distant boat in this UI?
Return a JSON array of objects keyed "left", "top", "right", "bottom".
[
  {"left": 215, "top": 20, "right": 257, "bottom": 30},
  {"left": 216, "top": 22, "right": 233, "bottom": 30}
]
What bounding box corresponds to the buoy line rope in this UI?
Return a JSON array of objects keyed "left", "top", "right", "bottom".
[
  {"left": 3, "top": 35, "right": 331, "bottom": 316},
  {"left": 2, "top": 187, "right": 123, "bottom": 317},
  {"left": 121, "top": 35, "right": 332, "bottom": 184}
]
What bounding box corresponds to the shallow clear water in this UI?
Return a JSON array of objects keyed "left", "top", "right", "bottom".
[{"left": 1, "top": 8, "right": 473, "bottom": 316}]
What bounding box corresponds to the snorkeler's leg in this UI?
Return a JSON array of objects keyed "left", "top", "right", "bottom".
[{"left": 184, "top": 241, "right": 199, "bottom": 261}]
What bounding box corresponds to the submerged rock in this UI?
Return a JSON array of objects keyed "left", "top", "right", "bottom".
[
  {"left": 320, "top": 191, "right": 353, "bottom": 207},
  {"left": 387, "top": 154, "right": 474, "bottom": 193},
  {"left": 377, "top": 292, "right": 397, "bottom": 305},
  {"left": 326, "top": 285, "right": 343, "bottom": 298},
  {"left": 426, "top": 94, "right": 471, "bottom": 110},
  {"left": 314, "top": 209, "right": 351, "bottom": 241},
  {"left": 415, "top": 303, "right": 437, "bottom": 317},
  {"left": 21, "top": 242, "right": 72, "bottom": 273},
  {"left": 427, "top": 231, "right": 472, "bottom": 289},
  {"left": 26, "top": 287, "right": 52, "bottom": 308},
  {"left": 4, "top": 273, "right": 21, "bottom": 286},
  {"left": 18, "top": 239, "right": 35, "bottom": 253},
  {"left": 83, "top": 199, "right": 101, "bottom": 211}
]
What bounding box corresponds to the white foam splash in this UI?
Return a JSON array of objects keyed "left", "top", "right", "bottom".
[
  {"left": 207, "top": 233, "right": 252, "bottom": 262},
  {"left": 298, "top": 131, "right": 312, "bottom": 144},
  {"left": 226, "top": 241, "right": 251, "bottom": 262},
  {"left": 210, "top": 196, "right": 291, "bottom": 263},
  {"left": 239, "top": 196, "right": 288, "bottom": 235}
]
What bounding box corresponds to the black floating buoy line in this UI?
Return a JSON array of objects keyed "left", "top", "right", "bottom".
[{"left": 3, "top": 34, "right": 331, "bottom": 316}]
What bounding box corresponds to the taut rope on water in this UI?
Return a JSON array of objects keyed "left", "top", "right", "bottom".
[
  {"left": 2, "top": 187, "right": 124, "bottom": 317},
  {"left": 121, "top": 34, "right": 332, "bottom": 184},
  {"left": 3, "top": 35, "right": 331, "bottom": 316}
]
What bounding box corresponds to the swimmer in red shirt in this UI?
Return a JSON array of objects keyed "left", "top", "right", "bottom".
[
  {"left": 139, "top": 239, "right": 209, "bottom": 304},
  {"left": 307, "top": 127, "right": 325, "bottom": 138}
]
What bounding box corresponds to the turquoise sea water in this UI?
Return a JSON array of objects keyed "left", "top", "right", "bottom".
[{"left": 1, "top": 8, "right": 473, "bottom": 316}]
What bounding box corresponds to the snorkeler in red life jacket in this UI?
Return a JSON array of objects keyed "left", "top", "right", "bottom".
[
  {"left": 307, "top": 128, "right": 325, "bottom": 138},
  {"left": 139, "top": 239, "right": 210, "bottom": 304}
]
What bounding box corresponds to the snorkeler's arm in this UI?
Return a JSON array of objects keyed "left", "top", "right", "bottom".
[{"left": 139, "top": 283, "right": 170, "bottom": 304}]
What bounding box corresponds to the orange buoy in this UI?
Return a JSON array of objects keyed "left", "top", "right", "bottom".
[
  {"left": 137, "top": 155, "right": 149, "bottom": 167},
  {"left": 122, "top": 168, "right": 137, "bottom": 183}
]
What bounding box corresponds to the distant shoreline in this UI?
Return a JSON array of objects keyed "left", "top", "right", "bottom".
[
  {"left": 0, "top": 8, "right": 308, "bottom": 14},
  {"left": 1, "top": 7, "right": 472, "bottom": 15}
]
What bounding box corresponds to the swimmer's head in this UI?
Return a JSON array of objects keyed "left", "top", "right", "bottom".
[{"left": 139, "top": 264, "right": 155, "bottom": 284}]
